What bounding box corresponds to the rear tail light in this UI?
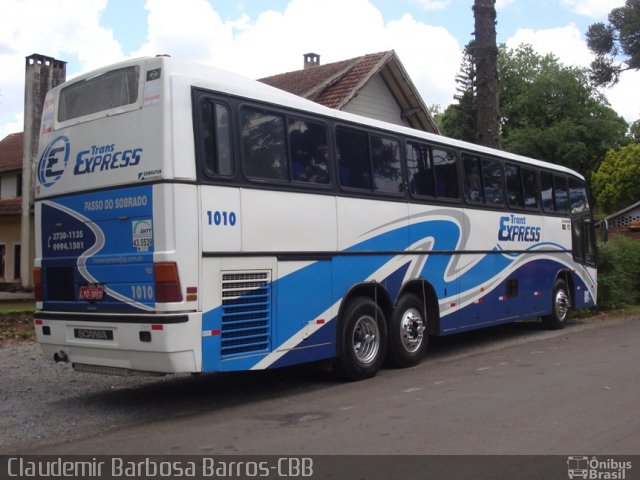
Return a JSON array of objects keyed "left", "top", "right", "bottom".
[
  {"left": 33, "top": 267, "right": 42, "bottom": 302},
  {"left": 154, "top": 262, "right": 183, "bottom": 302}
]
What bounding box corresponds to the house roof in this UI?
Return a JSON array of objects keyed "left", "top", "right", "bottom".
[
  {"left": 0, "top": 132, "right": 24, "bottom": 173},
  {"left": 259, "top": 51, "right": 439, "bottom": 134},
  {"left": 605, "top": 200, "right": 640, "bottom": 221}
]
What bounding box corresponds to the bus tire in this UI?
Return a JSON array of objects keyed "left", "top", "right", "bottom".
[
  {"left": 388, "top": 293, "right": 428, "bottom": 368},
  {"left": 543, "top": 279, "right": 571, "bottom": 330},
  {"left": 336, "top": 297, "right": 387, "bottom": 381}
]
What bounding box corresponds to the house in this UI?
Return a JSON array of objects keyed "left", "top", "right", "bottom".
[
  {"left": 259, "top": 51, "right": 439, "bottom": 134},
  {"left": 605, "top": 200, "right": 640, "bottom": 239},
  {"left": 0, "top": 132, "right": 25, "bottom": 285}
]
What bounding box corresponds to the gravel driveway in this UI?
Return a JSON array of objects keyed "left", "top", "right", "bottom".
[{"left": 1, "top": 342, "right": 176, "bottom": 452}]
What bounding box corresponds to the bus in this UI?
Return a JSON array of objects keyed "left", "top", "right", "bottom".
[{"left": 33, "top": 56, "right": 599, "bottom": 381}]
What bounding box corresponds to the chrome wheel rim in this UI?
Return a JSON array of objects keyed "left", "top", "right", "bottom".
[
  {"left": 352, "top": 315, "right": 380, "bottom": 364},
  {"left": 399, "top": 307, "right": 426, "bottom": 353},
  {"left": 554, "top": 289, "right": 570, "bottom": 322}
]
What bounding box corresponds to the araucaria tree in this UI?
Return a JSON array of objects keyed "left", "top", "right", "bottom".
[
  {"left": 586, "top": 0, "right": 640, "bottom": 85},
  {"left": 473, "top": 0, "right": 500, "bottom": 148},
  {"left": 440, "top": 42, "right": 477, "bottom": 143}
]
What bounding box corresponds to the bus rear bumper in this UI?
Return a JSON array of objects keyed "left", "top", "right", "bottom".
[{"left": 34, "top": 311, "right": 202, "bottom": 374}]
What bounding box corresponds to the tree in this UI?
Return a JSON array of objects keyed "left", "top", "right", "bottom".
[
  {"left": 592, "top": 143, "right": 640, "bottom": 213},
  {"left": 498, "top": 45, "right": 627, "bottom": 177},
  {"left": 473, "top": 0, "right": 500, "bottom": 148},
  {"left": 443, "top": 44, "right": 628, "bottom": 177},
  {"left": 630, "top": 119, "right": 640, "bottom": 142},
  {"left": 586, "top": 0, "right": 640, "bottom": 85},
  {"left": 440, "top": 43, "right": 477, "bottom": 143}
]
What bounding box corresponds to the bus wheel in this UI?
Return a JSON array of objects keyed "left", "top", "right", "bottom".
[
  {"left": 388, "top": 293, "right": 428, "bottom": 368},
  {"left": 543, "top": 279, "right": 571, "bottom": 330},
  {"left": 336, "top": 297, "right": 387, "bottom": 381}
]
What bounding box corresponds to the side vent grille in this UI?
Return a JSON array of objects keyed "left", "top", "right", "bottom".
[{"left": 221, "top": 271, "right": 271, "bottom": 357}]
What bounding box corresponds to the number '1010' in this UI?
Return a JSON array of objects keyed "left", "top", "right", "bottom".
[{"left": 207, "top": 210, "right": 237, "bottom": 226}]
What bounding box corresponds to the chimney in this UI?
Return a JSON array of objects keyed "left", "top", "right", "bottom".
[
  {"left": 303, "top": 53, "right": 320, "bottom": 69},
  {"left": 20, "top": 53, "right": 66, "bottom": 288}
]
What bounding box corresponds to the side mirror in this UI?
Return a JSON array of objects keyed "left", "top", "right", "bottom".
[{"left": 599, "top": 219, "right": 609, "bottom": 243}]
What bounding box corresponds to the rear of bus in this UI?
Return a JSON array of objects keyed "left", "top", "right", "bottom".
[{"left": 33, "top": 57, "right": 201, "bottom": 375}]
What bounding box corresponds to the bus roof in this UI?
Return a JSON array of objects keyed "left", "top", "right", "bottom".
[{"left": 53, "top": 55, "right": 585, "bottom": 181}]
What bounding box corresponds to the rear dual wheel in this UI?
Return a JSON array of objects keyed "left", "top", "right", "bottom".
[
  {"left": 336, "top": 297, "right": 387, "bottom": 381},
  {"left": 388, "top": 293, "right": 428, "bottom": 368},
  {"left": 337, "top": 293, "right": 430, "bottom": 380}
]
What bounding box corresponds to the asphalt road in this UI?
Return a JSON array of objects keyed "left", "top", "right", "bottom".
[{"left": 6, "top": 313, "right": 638, "bottom": 458}]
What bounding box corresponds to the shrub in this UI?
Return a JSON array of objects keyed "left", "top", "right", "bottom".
[{"left": 597, "top": 235, "right": 640, "bottom": 309}]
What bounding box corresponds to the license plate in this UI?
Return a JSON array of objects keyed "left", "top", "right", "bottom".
[
  {"left": 79, "top": 285, "right": 104, "bottom": 301},
  {"left": 74, "top": 328, "right": 113, "bottom": 341}
]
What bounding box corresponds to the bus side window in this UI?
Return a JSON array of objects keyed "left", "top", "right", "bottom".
[
  {"left": 288, "top": 118, "right": 330, "bottom": 184},
  {"left": 482, "top": 158, "right": 505, "bottom": 205},
  {"left": 371, "top": 135, "right": 403, "bottom": 194},
  {"left": 241, "top": 107, "right": 288, "bottom": 181},
  {"left": 540, "top": 171, "right": 555, "bottom": 212},
  {"left": 462, "top": 154, "right": 484, "bottom": 203},
  {"left": 336, "top": 126, "right": 371, "bottom": 190},
  {"left": 201, "top": 99, "right": 233, "bottom": 176},
  {"left": 522, "top": 167, "right": 539, "bottom": 210},
  {"left": 407, "top": 141, "right": 436, "bottom": 197},
  {"left": 569, "top": 177, "right": 589, "bottom": 214},
  {"left": 554, "top": 175, "right": 569, "bottom": 213},
  {"left": 433, "top": 147, "right": 459, "bottom": 199},
  {"left": 505, "top": 163, "right": 524, "bottom": 209}
]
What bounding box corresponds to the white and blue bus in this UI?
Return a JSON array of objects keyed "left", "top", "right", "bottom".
[{"left": 34, "top": 56, "right": 598, "bottom": 380}]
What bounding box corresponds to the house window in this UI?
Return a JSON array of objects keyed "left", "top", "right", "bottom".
[
  {"left": 13, "top": 244, "right": 21, "bottom": 280},
  {"left": 17, "top": 173, "right": 23, "bottom": 197},
  {"left": 0, "top": 244, "right": 5, "bottom": 279}
]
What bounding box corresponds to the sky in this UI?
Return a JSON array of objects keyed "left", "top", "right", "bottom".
[{"left": 1, "top": 0, "right": 638, "bottom": 140}]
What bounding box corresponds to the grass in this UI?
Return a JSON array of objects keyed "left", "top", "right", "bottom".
[
  {"left": 0, "top": 300, "right": 35, "bottom": 313},
  {"left": 0, "top": 300, "right": 36, "bottom": 345}
]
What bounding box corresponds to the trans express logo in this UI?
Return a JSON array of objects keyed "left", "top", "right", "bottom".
[
  {"left": 37, "top": 135, "right": 70, "bottom": 187},
  {"left": 74, "top": 143, "right": 143, "bottom": 175},
  {"left": 37, "top": 138, "right": 144, "bottom": 187},
  {"left": 498, "top": 215, "right": 541, "bottom": 242}
]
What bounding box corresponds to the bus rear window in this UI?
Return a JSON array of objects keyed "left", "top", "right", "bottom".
[{"left": 58, "top": 66, "right": 140, "bottom": 122}]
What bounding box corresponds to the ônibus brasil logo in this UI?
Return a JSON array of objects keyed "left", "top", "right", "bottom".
[{"left": 38, "top": 135, "right": 70, "bottom": 187}]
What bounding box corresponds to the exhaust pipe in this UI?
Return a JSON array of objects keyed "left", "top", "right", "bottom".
[{"left": 53, "top": 351, "right": 68, "bottom": 363}]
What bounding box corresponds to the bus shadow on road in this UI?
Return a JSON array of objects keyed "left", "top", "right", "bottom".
[{"left": 57, "top": 317, "right": 577, "bottom": 416}]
